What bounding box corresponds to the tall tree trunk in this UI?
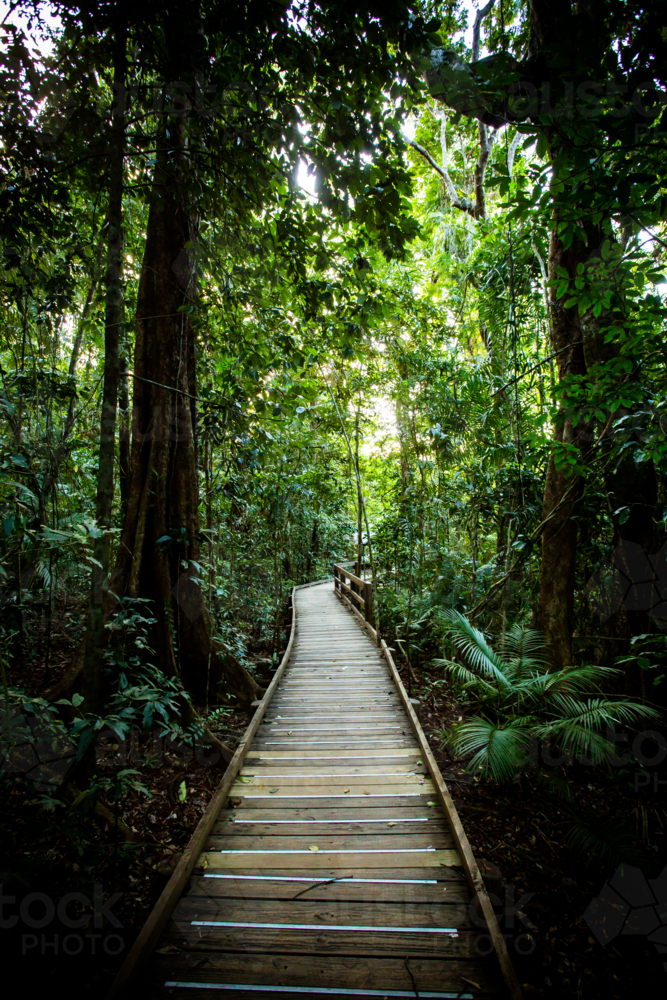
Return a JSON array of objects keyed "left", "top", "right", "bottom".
[
  {"left": 118, "top": 344, "right": 130, "bottom": 518},
  {"left": 533, "top": 228, "right": 590, "bottom": 669},
  {"left": 82, "top": 21, "right": 126, "bottom": 713},
  {"left": 107, "top": 96, "right": 259, "bottom": 705},
  {"left": 355, "top": 406, "right": 363, "bottom": 576}
]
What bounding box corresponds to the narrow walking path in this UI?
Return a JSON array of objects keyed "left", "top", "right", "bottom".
[{"left": 111, "top": 581, "right": 520, "bottom": 1000}]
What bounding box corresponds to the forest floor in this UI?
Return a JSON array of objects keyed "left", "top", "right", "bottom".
[
  {"left": 1, "top": 604, "right": 665, "bottom": 998},
  {"left": 406, "top": 661, "right": 667, "bottom": 1000}
]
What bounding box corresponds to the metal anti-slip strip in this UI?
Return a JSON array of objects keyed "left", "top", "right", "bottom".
[
  {"left": 210, "top": 848, "right": 437, "bottom": 854},
  {"left": 164, "top": 983, "right": 472, "bottom": 998},
  {"left": 262, "top": 739, "right": 410, "bottom": 745},
  {"left": 268, "top": 727, "right": 402, "bottom": 732},
  {"left": 239, "top": 792, "right": 422, "bottom": 799},
  {"left": 230, "top": 817, "right": 430, "bottom": 824},
  {"left": 240, "top": 772, "right": 418, "bottom": 778},
  {"left": 203, "top": 874, "right": 438, "bottom": 883},
  {"left": 189, "top": 920, "right": 458, "bottom": 936},
  {"left": 249, "top": 753, "right": 416, "bottom": 759}
]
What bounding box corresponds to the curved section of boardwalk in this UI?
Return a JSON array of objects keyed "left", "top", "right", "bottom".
[{"left": 141, "top": 581, "right": 509, "bottom": 999}]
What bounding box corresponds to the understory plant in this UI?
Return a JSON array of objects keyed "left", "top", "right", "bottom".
[{"left": 435, "top": 610, "right": 660, "bottom": 783}]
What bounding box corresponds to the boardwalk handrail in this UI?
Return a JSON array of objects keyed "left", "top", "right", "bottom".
[
  {"left": 105, "top": 585, "right": 300, "bottom": 999},
  {"left": 333, "top": 562, "right": 376, "bottom": 642}
]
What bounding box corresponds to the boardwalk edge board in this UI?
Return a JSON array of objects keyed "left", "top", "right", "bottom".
[
  {"left": 105, "top": 585, "right": 301, "bottom": 999},
  {"left": 377, "top": 635, "right": 524, "bottom": 1000}
]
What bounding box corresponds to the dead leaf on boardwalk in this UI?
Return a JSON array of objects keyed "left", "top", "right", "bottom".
[
  {"left": 156, "top": 945, "right": 180, "bottom": 955},
  {"left": 387, "top": 822, "right": 396, "bottom": 827},
  {"left": 343, "top": 788, "right": 350, "bottom": 793},
  {"left": 270, "top": 788, "right": 279, "bottom": 794},
  {"left": 363, "top": 790, "right": 370, "bottom": 795},
  {"left": 309, "top": 845, "right": 319, "bottom": 852}
]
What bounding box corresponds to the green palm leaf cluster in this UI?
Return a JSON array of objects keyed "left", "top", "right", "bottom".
[{"left": 435, "top": 610, "right": 659, "bottom": 783}]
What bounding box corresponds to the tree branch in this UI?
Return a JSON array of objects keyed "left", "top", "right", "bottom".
[
  {"left": 407, "top": 138, "right": 476, "bottom": 218},
  {"left": 472, "top": 0, "right": 496, "bottom": 63}
]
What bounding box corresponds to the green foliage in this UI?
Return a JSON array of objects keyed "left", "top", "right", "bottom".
[{"left": 434, "top": 611, "right": 659, "bottom": 782}]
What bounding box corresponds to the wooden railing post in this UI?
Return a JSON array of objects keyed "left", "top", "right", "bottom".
[{"left": 363, "top": 580, "right": 373, "bottom": 628}]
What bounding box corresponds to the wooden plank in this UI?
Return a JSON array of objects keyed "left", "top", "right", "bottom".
[
  {"left": 193, "top": 866, "right": 469, "bottom": 883},
  {"left": 105, "top": 585, "right": 300, "bottom": 999},
  {"left": 268, "top": 698, "right": 398, "bottom": 705},
  {"left": 225, "top": 795, "right": 432, "bottom": 809},
  {"left": 213, "top": 821, "right": 447, "bottom": 837},
  {"left": 199, "top": 849, "right": 462, "bottom": 869},
  {"left": 380, "top": 640, "right": 522, "bottom": 1000},
  {"left": 230, "top": 779, "right": 434, "bottom": 794},
  {"left": 159, "top": 925, "right": 474, "bottom": 959},
  {"left": 251, "top": 744, "right": 420, "bottom": 753},
  {"left": 242, "top": 757, "right": 418, "bottom": 769},
  {"left": 257, "top": 727, "right": 406, "bottom": 735},
  {"left": 252, "top": 741, "right": 419, "bottom": 750},
  {"left": 187, "top": 873, "right": 470, "bottom": 903},
  {"left": 146, "top": 952, "right": 501, "bottom": 994},
  {"left": 206, "top": 835, "right": 453, "bottom": 851},
  {"left": 217, "top": 805, "right": 442, "bottom": 821},
  {"left": 261, "top": 717, "right": 403, "bottom": 726},
  {"left": 240, "top": 762, "right": 424, "bottom": 774},
  {"left": 264, "top": 713, "right": 401, "bottom": 719},
  {"left": 172, "top": 897, "right": 473, "bottom": 928},
  {"left": 194, "top": 865, "right": 468, "bottom": 880},
  {"left": 236, "top": 770, "right": 427, "bottom": 783}
]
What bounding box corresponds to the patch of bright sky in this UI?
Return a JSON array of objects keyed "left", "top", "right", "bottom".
[{"left": 0, "top": 1, "right": 60, "bottom": 52}]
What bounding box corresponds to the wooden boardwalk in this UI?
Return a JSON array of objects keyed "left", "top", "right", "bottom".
[{"left": 110, "top": 581, "right": 521, "bottom": 1000}]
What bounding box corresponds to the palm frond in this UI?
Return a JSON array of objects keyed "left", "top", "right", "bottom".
[
  {"left": 565, "top": 811, "right": 646, "bottom": 869},
  {"left": 438, "top": 610, "right": 510, "bottom": 688},
  {"left": 433, "top": 658, "right": 501, "bottom": 697},
  {"left": 503, "top": 624, "right": 547, "bottom": 664},
  {"left": 543, "top": 696, "right": 659, "bottom": 729},
  {"left": 446, "top": 717, "right": 533, "bottom": 782}
]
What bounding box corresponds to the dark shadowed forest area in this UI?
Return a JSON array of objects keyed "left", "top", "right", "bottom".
[{"left": 1, "top": 0, "right": 667, "bottom": 997}]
